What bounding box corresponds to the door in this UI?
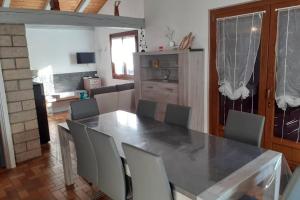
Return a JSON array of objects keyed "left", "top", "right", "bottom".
[
  {"left": 0, "top": 125, "right": 5, "bottom": 168},
  {"left": 265, "top": 1, "right": 300, "bottom": 168},
  {"left": 210, "top": 0, "right": 300, "bottom": 168},
  {"left": 209, "top": 2, "right": 270, "bottom": 137}
]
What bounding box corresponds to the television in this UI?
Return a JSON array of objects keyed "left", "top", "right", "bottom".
[{"left": 76, "top": 52, "right": 95, "bottom": 64}]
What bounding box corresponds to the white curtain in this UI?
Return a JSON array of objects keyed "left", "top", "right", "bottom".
[
  {"left": 216, "top": 13, "right": 263, "bottom": 100},
  {"left": 276, "top": 8, "right": 300, "bottom": 110}
]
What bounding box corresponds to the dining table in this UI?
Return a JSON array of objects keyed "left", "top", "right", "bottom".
[{"left": 58, "top": 110, "right": 287, "bottom": 200}]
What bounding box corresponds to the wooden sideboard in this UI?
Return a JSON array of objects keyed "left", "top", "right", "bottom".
[{"left": 134, "top": 50, "right": 205, "bottom": 131}]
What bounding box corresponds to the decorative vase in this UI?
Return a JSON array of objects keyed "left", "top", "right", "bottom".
[{"left": 169, "top": 41, "right": 175, "bottom": 48}]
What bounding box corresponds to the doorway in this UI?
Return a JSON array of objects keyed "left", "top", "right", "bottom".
[{"left": 210, "top": 0, "right": 300, "bottom": 169}]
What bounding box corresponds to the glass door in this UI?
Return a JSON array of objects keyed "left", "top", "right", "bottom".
[
  {"left": 265, "top": 1, "right": 300, "bottom": 168},
  {"left": 210, "top": 3, "right": 270, "bottom": 137}
]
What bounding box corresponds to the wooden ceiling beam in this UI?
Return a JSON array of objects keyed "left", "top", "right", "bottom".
[
  {"left": 75, "top": 0, "right": 90, "bottom": 12},
  {"left": 0, "top": 7, "right": 145, "bottom": 29},
  {"left": 2, "top": 0, "right": 11, "bottom": 7},
  {"left": 95, "top": 0, "right": 107, "bottom": 13},
  {"left": 50, "top": 0, "right": 60, "bottom": 10}
]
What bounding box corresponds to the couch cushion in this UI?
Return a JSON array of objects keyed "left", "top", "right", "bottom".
[
  {"left": 116, "top": 83, "right": 134, "bottom": 91},
  {"left": 90, "top": 85, "right": 117, "bottom": 98}
]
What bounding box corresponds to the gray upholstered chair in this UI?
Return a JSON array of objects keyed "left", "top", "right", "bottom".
[
  {"left": 224, "top": 110, "right": 265, "bottom": 147},
  {"left": 136, "top": 99, "right": 157, "bottom": 119},
  {"left": 66, "top": 120, "right": 98, "bottom": 185},
  {"left": 87, "top": 128, "right": 129, "bottom": 200},
  {"left": 70, "top": 98, "right": 99, "bottom": 120},
  {"left": 164, "top": 104, "right": 191, "bottom": 128},
  {"left": 282, "top": 167, "right": 300, "bottom": 200},
  {"left": 122, "top": 143, "right": 173, "bottom": 200}
]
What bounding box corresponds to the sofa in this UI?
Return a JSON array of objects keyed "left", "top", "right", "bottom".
[{"left": 90, "top": 83, "right": 135, "bottom": 114}]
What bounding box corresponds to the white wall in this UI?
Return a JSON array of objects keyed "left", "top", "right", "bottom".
[
  {"left": 99, "top": 0, "right": 144, "bottom": 18},
  {"left": 26, "top": 25, "right": 97, "bottom": 75},
  {"left": 144, "top": 0, "right": 253, "bottom": 132},
  {"left": 94, "top": 0, "right": 144, "bottom": 86}
]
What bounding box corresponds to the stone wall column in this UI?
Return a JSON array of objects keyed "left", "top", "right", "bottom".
[{"left": 0, "top": 24, "right": 41, "bottom": 163}]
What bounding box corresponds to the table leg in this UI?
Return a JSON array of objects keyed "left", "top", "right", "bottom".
[
  {"left": 58, "top": 126, "right": 74, "bottom": 186},
  {"left": 263, "top": 154, "right": 282, "bottom": 200}
]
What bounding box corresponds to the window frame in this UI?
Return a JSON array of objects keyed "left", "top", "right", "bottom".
[{"left": 110, "top": 30, "right": 139, "bottom": 80}]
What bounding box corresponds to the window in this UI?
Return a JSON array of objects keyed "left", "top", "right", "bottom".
[{"left": 110, "top": 30, "right": 138, "bottom": 79}]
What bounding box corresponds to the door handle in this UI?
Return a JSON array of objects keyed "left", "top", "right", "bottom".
[
  {"left": 267, "top": 89, "right": 272, "bottom": 108},
  {"left": 267, "top": 89, "right": 271, "bottom": 99}
]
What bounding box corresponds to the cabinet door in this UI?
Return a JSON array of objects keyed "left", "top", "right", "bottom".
[{"left": 210, "top": 3, "right": 270, "bottom": 138}]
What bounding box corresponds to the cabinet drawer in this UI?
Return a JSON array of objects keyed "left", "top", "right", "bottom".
[
  {"left": 141, "top": 81, "right": 178, "bottom": 104},
  {"left": 160, "top": 84, "right": 178, "bottom": 94},
  {"left": 142, "top": 82, "right": 159, "bottom": 90}
]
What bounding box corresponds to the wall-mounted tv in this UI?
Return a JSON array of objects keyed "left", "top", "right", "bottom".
[{"left": 76, "top": 52, "right": 95, "bottom": 64}]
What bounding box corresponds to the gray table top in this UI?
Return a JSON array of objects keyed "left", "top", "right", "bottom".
[{"left": 59, "top": 110, "right": 265, "bottom": 199}]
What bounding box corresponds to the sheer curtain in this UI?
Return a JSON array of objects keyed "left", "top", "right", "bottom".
[
  {"left": 216, "top": 13, "right": 263, "bottom": 100},
  {"left": 276, "top": 8, "right": 300, "bottom": 110}
]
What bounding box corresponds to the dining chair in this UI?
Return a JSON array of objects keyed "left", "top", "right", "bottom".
[
  {"left": 87, "top": 128, "right": 129, "bottom": 200},
  {"left": 70, "top": 98, "right": 99, "bottom": 120},
  {"left": 66, "top": 120, "right": 98, "bottom": 185},
  {"left": 122, "top": 143, "right": 173, "bottom": 200},
  {"left": 164, "top": 104, "right": 191, "bottom": 128},
  {"left": 224, "top": 110, "right": 265, "bottom": 147},
  {"left": 136, "top": 99, "right": 157, "bottom": 119},
  {"left": 282, "top": 166, "right": 300, "bottom": 200}
]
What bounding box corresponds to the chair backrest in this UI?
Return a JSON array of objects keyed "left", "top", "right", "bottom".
[
  {"left": 87, "top": 128, "right": 126, "bottom": 200},
  {"left": 224, "top": 110, "right": 265, "bottom": 147},
  {"left": 164, "top": 104, "right": 191, "bottom": 128},
  {"left": 282, "top": 167, "right": 300, "bottom": 200},
  {"left": 136, "top": 99, "right": 157, "bottom": 119},
  {"left": 122, "top": 143, "right": 173, "bottom": 200},
  {"left": 66, "top": 120, "right": 98, "bottom": 185},
  {"left": 70, "top": 99, "right": 99, "bottom": 120}
]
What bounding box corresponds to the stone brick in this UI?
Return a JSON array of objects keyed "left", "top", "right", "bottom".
[
  {"left": 12, "top": 36, "right": 27, "bottom": 46},
  {"left": 14, "top": 143, "right": 26, "bottom": 154},
  {"left": 13, "top": 132, "right": 25, "bottom": 144},
  {"left": 0, "top": 47, "right": 28, "bottom": 58},
  {"left": 4, "top": 80, "right": 18, "bottom": 91},
  {"left": 27, "top": 139, "right": 40, "bottom": 150},
  {"left": 0, "top": 35, "right": 12, "bottom": 46},
  {"left": 13, "top": 129, "right": 39, "bottom": 144},
  {"left": 11, "top": 123, "right": 24, "bottom": 134},
  {"left": 0, "top": 24, "right": 25, "bottom": 35},
  {"left": 15, "top": 148, "right": 41, "bottom": 163},
  {"left": 2, "top": 69, "right": 32, "bottom": 81},
  {"left": 1, "top": 59, "right": 15, "bottom": 69},
  {"left": 22, "top": 99, "right": 35, "bottom": 111},
  {"left": 19, "top": 79, "right": 33, "bottom": 90},
  {"left": 6, "top": 90, "right": 34, "bottom": 102},
  {"left": 15, "top": 58, "right": 30, "bottom": 69},
  {"left": 9, "top": 109, "right": 37, "bottom": 123},
  {"left": 25, "top": 119, "right": 38, "bottom": 130},
  {"left": 7, "top": 102, "right": 22, "bottom": 113}
]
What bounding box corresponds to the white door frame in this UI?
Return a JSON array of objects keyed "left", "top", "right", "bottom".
[{"left": 0, "top": 63, "right": 16, "bottom": 168}]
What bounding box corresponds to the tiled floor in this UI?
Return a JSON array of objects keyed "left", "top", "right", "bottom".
[{"left": 0, "top": 112, "right": 109, "bottom": 200}]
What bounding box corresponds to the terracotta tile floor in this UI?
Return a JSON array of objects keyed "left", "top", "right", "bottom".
[{"left": 0, "top": 112, "right": 109, "bottom": 200}]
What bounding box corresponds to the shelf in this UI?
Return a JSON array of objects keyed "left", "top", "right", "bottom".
[
  {"left": 141, "top": 66, "right": 179, "bottom": 69},
  {"left": 143, "top": 79, "right": 179, "bottom": 84},
  {"left": 135, "top": 49, "right": 189, "bottom": 56}
]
